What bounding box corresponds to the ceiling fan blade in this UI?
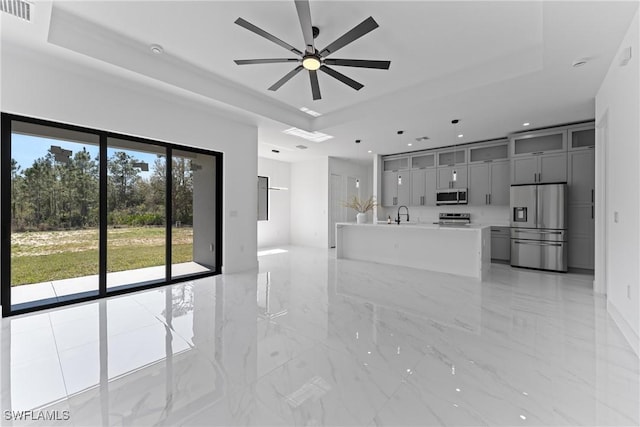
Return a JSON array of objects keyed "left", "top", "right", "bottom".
[
  {"left": 294, "top": 0, "right": 315, "bottom": 54},
  {"left": 319, "top": 65, "right": 363, "bottom": 91},
  {"left": 323, "top": 58, "right": 391, "bottom": 69},
  {"left": 268, "top": 65, "right": 304, "bottom": 91},
  {"left": 234, "top": 58, "right": 300, "bottom": 65},
  {"left": 309, "top": 70, "right": 321, "bottom": 100},
  {"left": 235, "top": 17, "right": 302, "bottom": 56},
  {"left": 319, "top": 16, "right": 379, "bottom": 57}
]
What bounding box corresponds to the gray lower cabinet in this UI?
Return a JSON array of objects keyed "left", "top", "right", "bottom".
[
  {"left": 437, "top": 166, "right": 468, "bottom": 189},
  {"left": 511, "top": 153, "right": 567, "bottom": 184},
  {"left": 490, "top": 226, "right": 510, "bottom": 261},
  {"left": 468, "top": 161, "right": 509, "bottom": 206},
  {"left": 410, "top": 168, "right": 436, "bottom": 206}
]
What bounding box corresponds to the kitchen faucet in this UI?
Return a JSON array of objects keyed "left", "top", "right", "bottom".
[{"left": 396, "top": 206, "right": 409, "bottom": 224}]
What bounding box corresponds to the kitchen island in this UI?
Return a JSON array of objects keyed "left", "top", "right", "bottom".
[{"left": 335, "top": 223, "right": 491, "bottom": 280}]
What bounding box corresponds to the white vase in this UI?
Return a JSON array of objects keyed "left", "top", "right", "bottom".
[{"left": 356, "top": 212, "right": 367, "bottom": 224}]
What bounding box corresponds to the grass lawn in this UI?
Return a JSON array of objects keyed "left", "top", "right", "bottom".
[{"left": 11, "top": 227, "right": 194, "bottom": 285}]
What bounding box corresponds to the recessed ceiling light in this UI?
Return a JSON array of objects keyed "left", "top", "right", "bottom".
[
  {"left": 368, "top": 150, "right": 372, "bottom": 153},
  {"left": 407, "top": 143, "right": 412, "bottom": 146},
  {"left": 150, "top": 44, "right": 164, "bottom": 55},
  {"left": 523, "top": 122, "right": 530, "bottom": 126},
  {"left": 572, "top": 58, "right": 588, "bottom": 67},
  {"left": 295, "top": 145, "right": 308, "bottom": 150},
  {"left": 457, "top": 134, "right": 463, "bottom": 138},
  {"left": 299, "top": 106, "right": 322, "bottom": 117}
]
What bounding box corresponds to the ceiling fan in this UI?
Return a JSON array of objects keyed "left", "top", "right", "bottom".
[{"left": 234, "top": 0, "right": 391, "bottom": 101}]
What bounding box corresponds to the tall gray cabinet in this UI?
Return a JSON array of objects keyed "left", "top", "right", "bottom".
[{"left": 567, "top": 125, "right": 595, "bottom": 269}]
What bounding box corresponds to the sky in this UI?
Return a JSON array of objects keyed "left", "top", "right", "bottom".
[{"left": 11, "top": 133, "right": 161, "bottom": 179}]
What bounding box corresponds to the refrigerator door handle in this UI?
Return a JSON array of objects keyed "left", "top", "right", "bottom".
[
  {"left": 513, "top": 229, "right": 562, "bottom": 234},
  {"left": 514, "top": 240, "right": 563, "bottom": 247}
]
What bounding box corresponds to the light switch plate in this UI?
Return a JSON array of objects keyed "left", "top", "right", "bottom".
[{"left": 614, "top": 211, "right": 619, "bottom": 223}]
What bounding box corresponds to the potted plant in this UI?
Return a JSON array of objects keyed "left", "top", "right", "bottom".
[{"left": 343, "top": 195, "right": 377, "bottom": 224}]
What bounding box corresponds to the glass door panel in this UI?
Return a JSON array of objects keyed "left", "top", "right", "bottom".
[
  {"left": 171, "top": 150, "right": 216, "bottom": 279},
  {"left": 106, "top": 138, "right": 166, "bottom": 291},
  {"left": 9, "top": 121, "right": 100, "bottom": 310}
]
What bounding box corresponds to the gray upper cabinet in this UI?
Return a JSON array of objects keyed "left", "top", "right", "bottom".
[
  {"left": 511, "top": 156, "right": 538, "bottom": 185},
  {"left": 568, "top": 125, "right": 595, "bottom": 151},
  {"left": 410, "top": 168, "right": 436, "bottom": 206},
  {"left": 511, "top": 152, "right": 567, "bottom": 184},
  {"left": 489, "top": 161, "right": 510, "bottom": 205},
  {"left": 397, "top": 171, "right": 411, "bottom": 206},
  {"left": 468, "top": 141, "right": 508, "bottom": 163},
  {"left": 382, "top": 170, "right": 412, "bottom": 207},
  {"left": 437, "top": 166, "right": 468, "bottom": 189},
  {"left": 510, "top": 129, "right": 567, "bottom": 157},
  {"left": 539, "top": 152, "right": 568, "bottom": 183},
  {"left": 381, "top": 171, "right": 397, "bottom": 206},
  {"left": 437, "top": 148, "right": 467, "bottom": 167},
  {"left": 469, "top": 160, "right": 509, "bottom": 205},
  {"left": 411, "top": 153, "right": 436, "bottom": 169},
  {"left": 468, "top": 164, "right": 490, "bottom": 205},
  {"left": 383, "top": 157, "right": 409, "bottom": 171}
]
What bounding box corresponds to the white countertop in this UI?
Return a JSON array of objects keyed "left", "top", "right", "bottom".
[{"left": 337, "top": 222, "right": 490, "bottom": 231}]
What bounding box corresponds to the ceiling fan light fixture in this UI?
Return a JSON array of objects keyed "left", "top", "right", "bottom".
[{"left": 302, "top": 55, "right": 321, "bottom": 71}]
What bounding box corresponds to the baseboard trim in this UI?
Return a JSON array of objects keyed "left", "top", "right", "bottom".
[{"left": 607, "top": 299, "right": 639, "bottom": 358}]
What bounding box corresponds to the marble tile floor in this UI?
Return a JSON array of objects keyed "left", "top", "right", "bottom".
[{"left": 0, "top": 246, "right": 638, "bottom": 426}]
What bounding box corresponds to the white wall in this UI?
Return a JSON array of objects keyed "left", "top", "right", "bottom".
[
  {"left": 257, "top": 157, "right": 291, "bottom": 248},
  {"left": 595, "top": 10, "right": 640, "bottom": 356},
  {"left": 1, "top": 45, "right": 259, "bottom": 274},
  {"left": 290, "top": 158, "right": 329, "bottom": 248}
]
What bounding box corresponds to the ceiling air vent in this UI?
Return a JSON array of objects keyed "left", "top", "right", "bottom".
[
  {"left": 296, "top": 145, "right": 308, "bottom": 150},
  {"left": 1, "top": 0, "right": 32, "bottom": 21}
]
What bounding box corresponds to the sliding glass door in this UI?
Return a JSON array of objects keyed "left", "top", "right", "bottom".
[
  {"left": 1, "top": 114, "right": 222, "bottom": 317},
  {"left": 171, "top": 150, "right": 216, "bottom": 279},
  {"left": 106, "top": 137, "right": 167, "bottom": 291},
  {"left": 7, "top": 121, "right": 101, "bottom": 311}
]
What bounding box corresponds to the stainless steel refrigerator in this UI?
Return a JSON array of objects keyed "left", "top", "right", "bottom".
[{"left": 510, "top": 183, "right": 567, "bottom": 272}]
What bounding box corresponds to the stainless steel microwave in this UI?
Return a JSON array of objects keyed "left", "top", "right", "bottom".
[{"left": 436, "top": 188, "right": 468, "bottom": 205}]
